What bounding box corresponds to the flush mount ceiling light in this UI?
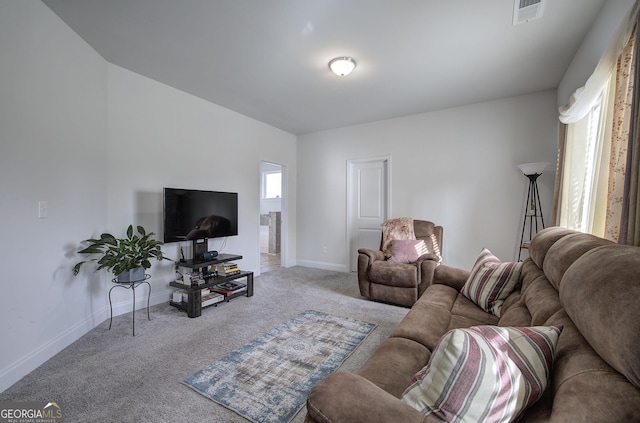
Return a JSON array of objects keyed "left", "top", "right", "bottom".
[{"left": 329, "top": 57, "right": 356, "bottom": 76}]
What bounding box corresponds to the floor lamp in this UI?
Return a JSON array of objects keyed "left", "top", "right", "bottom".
[{"left": 517, "top": 162, "right": 548, "bottom": 261}]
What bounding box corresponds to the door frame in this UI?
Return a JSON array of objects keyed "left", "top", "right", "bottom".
[
  {"left": 258, "top": 160, "right": 286, "bottom": 273},
  {"left": 346, "top": 156, "right": 391, "bottom": 272}
]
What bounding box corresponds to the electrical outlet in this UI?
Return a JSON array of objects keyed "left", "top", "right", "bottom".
[{"left": 38, "top": 201, "right": 48, "bottom": 218}]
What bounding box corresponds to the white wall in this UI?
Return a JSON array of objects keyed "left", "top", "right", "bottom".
[
  {"left": 106, "top": 64, "right": 297, "bottom": 308},
  {"left": 0, "top": 1, "right": 108, "bottom": 391},
  {"left": 297, "top": 91, "right": 559, "bottom": 270},
  {"left": 0, "top": 1, "right": 297, "bottom": 393}
]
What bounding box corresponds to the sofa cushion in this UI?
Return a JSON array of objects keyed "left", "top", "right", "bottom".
[
  {"left": 450, "top": 293, "right": 500, "bottom": 326},
  {"left": 356, "top": 337, "right": 431, "bottom": 398},
  {"left": 559, "top": 245, "right": 640, "bottom": 388},
  {"left": 461, "top": 248, "right": 522, "bottom": 317},
  {"left": 369, "top": 283, "right": 417, "bottom": 308},
  {"left": 389, "top": 239, "right": 428, "bottom": 263},
  {"left": 307, "top": 372, "right": 428, "bottom": 423},
  {"left": 527, "top": 227, "right": 577, "bottom": 270},
  {"left": 496, "top": 291, "right": 532, "bottom": 327},
  {"left": 540, "top": 232, "right": 612, "bottom": 290},
  {"left": 401, "top": 325, "right": 562, "bottom": 423},
  {"left": 414, "top": 219, "right": 443, "bottom": 259},
  {"left": 497, "top": 259, "right": 561, "bottom": 328},
  {"left": 519, "top": 262, "right": 563, "bottom": 326},
  {"left": 390, "top": 284, "right": 458, "bottom": 350},
  {"left": 542, "top": 309, "right": 640, "bottom": 422},
  {"left": 369, "top": 261, "right": 418, "bottom": 287},
  {"left": 391, "top": 284, "right": 499, "bottom": 351}
]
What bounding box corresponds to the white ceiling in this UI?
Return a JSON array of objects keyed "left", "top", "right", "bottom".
[{"left": 42, "top": 0, "right": 606, "bottom": 135}]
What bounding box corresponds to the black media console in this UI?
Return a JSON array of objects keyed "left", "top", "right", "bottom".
[{"left": 169, "top": 253, "right": 253, "bottom": 318}]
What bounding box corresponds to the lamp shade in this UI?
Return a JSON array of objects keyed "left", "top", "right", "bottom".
[
  {"left": 329, "top": 57, "right": 356, "bottom": 76},
  {"left": 517, "top": 162, "right": 548, "bottom": 175}
]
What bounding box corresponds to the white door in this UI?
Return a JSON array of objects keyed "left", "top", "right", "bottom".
[{"left": 347, "top": 158, "right": 389, "bottom": 272}]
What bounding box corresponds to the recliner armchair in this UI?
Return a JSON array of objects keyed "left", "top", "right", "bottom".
[{"left": 357, "top": 218, "right": 443, "bottom": 307}]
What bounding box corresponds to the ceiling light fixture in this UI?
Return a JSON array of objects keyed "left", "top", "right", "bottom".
[{"left": 329, "top": 57, "right": 356, "bottom": 77}]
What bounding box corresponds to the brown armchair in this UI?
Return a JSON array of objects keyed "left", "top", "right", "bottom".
[{"left": 357, "top": 219, "right": 443, "bottom": 307}]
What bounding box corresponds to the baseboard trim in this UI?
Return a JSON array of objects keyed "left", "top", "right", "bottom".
[
  {"left": 296, "top": 260, "right": 348, "bottom": 273},
  {"left": 0, "top": 309, "right": 106, "bottom": 393},
  {"left": 0, "top": 288, "right": 172, "bottom": 393}
]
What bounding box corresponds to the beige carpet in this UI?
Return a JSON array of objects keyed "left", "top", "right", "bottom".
[{"left": 0, "top": 266, "right": 409, "bottom": 423}]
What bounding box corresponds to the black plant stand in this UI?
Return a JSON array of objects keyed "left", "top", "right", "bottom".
[
  {"left": 109, "top": 274, "right": 151, "bottom": 336},
  {"left": 518, "top": 173, "right": 545, "bottom": 261}
]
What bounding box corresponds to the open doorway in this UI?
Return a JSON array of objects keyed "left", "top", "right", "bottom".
[{"left": 260, "top": 161, "right": 283, "bottom": 273}]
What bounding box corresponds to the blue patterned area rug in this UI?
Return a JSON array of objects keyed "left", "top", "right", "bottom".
[{"left": 182, "top": 310, "right": 376, "bottom": 423}]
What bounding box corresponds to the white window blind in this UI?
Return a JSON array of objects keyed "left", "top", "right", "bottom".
[{"left": 560, "top": 80, "right": 612, "bottom": 234}]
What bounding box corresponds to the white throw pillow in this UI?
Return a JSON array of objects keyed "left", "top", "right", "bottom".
[
  {"left": 461, "top": 248, "right": 522, "bottom": 317},
  {"left": 401, "top": 325, "right": 563, "bottom": 423}
]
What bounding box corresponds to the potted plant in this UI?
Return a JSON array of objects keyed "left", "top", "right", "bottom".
[{"left": 73, "top": 225, "right": 170, "bottom": 282}]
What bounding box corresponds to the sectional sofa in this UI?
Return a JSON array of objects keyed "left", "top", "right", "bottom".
[{"left": 306, "top": 227, "right": 640, "bottom": 422}]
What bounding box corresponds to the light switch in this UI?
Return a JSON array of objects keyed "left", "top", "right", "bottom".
[{"left": 38, "top": 201, "right": 48, "bottom": 218}]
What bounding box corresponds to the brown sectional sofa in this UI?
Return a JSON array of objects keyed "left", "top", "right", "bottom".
[{"left": 306, "top": 227, "right": 640, "bottom": 422}]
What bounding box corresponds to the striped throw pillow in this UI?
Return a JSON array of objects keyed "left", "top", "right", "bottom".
[
  {"left": 461, "top": 248, "right": 522, "bottom": 317},
  {"left": 401, "top": 325, "right": 563, "bottom": 423}
]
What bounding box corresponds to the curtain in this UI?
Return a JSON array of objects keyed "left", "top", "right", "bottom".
[
  {"left": 557, "top": 1, "right": 640, "bottom": 242},
  {"left": 559, "top": 1, "right": 639, "bottom": 124},
  {"left": 605, "top": 25, "right": 636, "bottom": 242},
  {"left": 551, "top": 124, "right": 567, "bottom": 227},
  {"left": 621, "top": 22, "right": 640, "bottom": 246}
]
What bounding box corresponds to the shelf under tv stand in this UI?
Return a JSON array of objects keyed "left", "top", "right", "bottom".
[{"left": 169, "top": 253, "right": 253, "bottom": 318}]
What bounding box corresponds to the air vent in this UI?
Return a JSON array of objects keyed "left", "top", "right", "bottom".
[{"left": 513, "top": 0, "right": 546, "bottom": 25}]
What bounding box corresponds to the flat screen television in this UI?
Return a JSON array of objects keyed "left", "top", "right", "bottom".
[{"left": 163, "top": 188, "right": 238, "bottom": 243}]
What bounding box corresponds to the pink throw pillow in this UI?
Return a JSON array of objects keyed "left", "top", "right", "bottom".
[{"left": 389, "top": 240, "right": 429, "bottom": 263}]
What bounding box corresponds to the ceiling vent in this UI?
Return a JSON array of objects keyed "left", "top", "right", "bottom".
[{"left": 513, "top": 0, "right": 546, "bottom": 25}]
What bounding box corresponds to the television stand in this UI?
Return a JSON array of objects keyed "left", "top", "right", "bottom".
[{"left": 169, "top": 253, "right": 253, "bottom": 318}]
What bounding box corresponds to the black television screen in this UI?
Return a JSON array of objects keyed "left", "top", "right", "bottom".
[{"left": 163, "top": 188, "right": 238, "bottom": 243}]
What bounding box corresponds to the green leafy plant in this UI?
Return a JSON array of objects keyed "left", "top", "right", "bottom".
[{"left": 73, "top": 225, "right": 170, "bottom": 277}]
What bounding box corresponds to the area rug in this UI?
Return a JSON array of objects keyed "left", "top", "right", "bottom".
[{"left": 182, "top": 309, "right": 376, "bottom": 423}]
